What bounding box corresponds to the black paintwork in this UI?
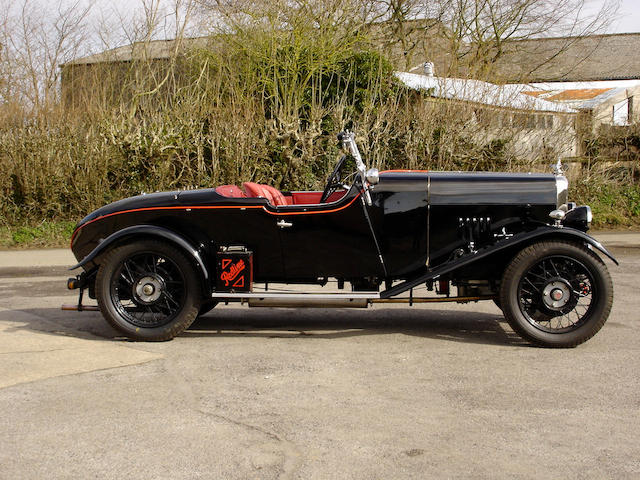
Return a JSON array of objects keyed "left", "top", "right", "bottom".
[
  {"left": 71, "top": 166, "right": 609, "bottom": 296},
  {"left": 380, "top": 225, "right": 618, "bottom": 298}
]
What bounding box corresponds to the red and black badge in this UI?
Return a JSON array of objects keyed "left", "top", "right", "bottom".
[{"left": 216, "top": 249, "right": 253, "bottom": 292}]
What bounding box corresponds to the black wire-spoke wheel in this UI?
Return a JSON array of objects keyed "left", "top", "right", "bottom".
[
  {"left": 96, "top": 240, "right": 201, "bottom": 341},
  {"left": 500, "top": 241, "right": 613, "bottom": 348},
  {"left": 111, "top": 252, "right": 186, "bottom": 328}
]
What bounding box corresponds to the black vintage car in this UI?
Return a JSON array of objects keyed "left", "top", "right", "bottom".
[{"left": 66, "top": 132, "right": 615, "bottom": 347}]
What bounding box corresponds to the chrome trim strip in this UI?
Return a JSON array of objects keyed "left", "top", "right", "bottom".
[{"left": 211, "top": 291, "right": 380, "bottom": 300}]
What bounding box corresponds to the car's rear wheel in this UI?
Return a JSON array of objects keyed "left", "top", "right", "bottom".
[
  {"left": 96, "top": 240, "right": 201, "bottom": 341},
  {"left": 499, "top": 240, "right": 613, "bottom": 348}
]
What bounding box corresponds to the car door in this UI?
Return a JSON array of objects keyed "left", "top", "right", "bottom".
[{"left": 274, "top": 192, "right": 383, "bottom": 280}]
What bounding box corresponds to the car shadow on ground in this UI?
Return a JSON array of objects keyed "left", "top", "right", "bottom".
[
  {"left": 187, "top": 307, "right": 528, "bottom": 347},
  {"left": 9, "top": 306, "right": 529, "bottom": 347}
]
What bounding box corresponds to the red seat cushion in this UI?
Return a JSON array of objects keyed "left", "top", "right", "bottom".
[
  {"left": 243, "top": 182, "right": 288, "bottom": 206},
  {"left": 216, "top": 185, "right": 246, "bottom": 198},
  {"left": 290, "top": 190, "right": 347, "bottom": 204}
]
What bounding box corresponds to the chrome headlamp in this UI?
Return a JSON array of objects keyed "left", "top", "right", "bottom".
[
  {"left": 366, "top": 168, "right": 379, "bottom": 185},
  {"left": 563, "top": 205, "right": 592, "bottom": 232}
]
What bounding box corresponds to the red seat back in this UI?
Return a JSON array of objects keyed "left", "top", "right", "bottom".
[
  {"left": 216, "top": 185, "right": 246, "bottom": 198},
  {"left": 243, "top": 182, "right": 289, "bottom": 206},
  {"left": 260, "top": 185, "right": 288, "bottom": 206}
]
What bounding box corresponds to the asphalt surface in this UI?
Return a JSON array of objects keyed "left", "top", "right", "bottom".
[{"left": 0, "top": 234, "right": 638, "bottom": 479}]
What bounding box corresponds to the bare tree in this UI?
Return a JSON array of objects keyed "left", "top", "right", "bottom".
[
  {"left": 441, "top": 0, "right": 618, "bottom": 79},
  {"left": 128, "top": 0, "right": 197, "bottom": 112},
  {"left": 0, "top": 0, "right": 91, "bottom": 114},
  {"left": 354, "top": 0, "right": 619, "bottom": 78},
  {"left": 0, "top": 7, "right": 12, "bottom": 106},
  {"left": 196, "top": 0, "right": 618, "bottom": 79}
]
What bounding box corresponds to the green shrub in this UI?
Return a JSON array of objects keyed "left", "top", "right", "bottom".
[
  {"left": 572, "top": 178, "right": 640, "bottom": 228},
  {"left": 1, "top": 15, "right": 639, "bottom": 242}
]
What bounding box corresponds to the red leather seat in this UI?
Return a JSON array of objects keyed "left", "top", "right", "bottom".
[
  {"left": 260, "top": 185, "right": 289, "bottom": 206},
  {"left": 215, "top": 185, "right": 247, "bottom": 198},
  {"left": 243, "top": 182, "right": 288, "bottom": 206}
]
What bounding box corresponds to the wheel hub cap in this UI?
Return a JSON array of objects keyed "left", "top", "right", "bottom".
[
  {"left": 135, "top": 276, "right": 163, "bottom": 304},
  {"left": 542, "top": 280, "right": 571, "bottom": 310}
]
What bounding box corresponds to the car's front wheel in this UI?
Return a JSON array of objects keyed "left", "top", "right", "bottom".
[
  {"left": 95, "top": 240, "right": 201, "bottom": 341},
  {"left": 499, "top": 240, "right": 613, "bottom": 348}
]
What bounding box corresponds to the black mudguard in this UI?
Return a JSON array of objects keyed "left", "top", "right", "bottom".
[
  {"left": 69, "top": 225, "right": 210, "bottom": 281},
  {"left": 381, "top": 226, "right": 617, "bottom": 298}
]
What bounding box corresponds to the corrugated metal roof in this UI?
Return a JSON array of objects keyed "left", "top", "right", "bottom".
[
  {"left": 578, "top": 87, "right": 631, "bottom": 110},
  {"left": 521, "top": 91, "right": 545, "bottom": 98},
  {"left": 545, "top": 88, "right": 612, "bottom": 101},
  {"left": 514, "top": 81, "right": 640, "bottom": 110},
  {"left": 492, "top": 33, "right": 640, "bottom": 82},
  {"left": 521, "top": 88, "right": 613, "bottom": 102},
  {"left": 396, "top": 72, "right": 577, "bottom": 113},
  {"left": 528, "top": 80, "right": 640, "bottom": 90}
]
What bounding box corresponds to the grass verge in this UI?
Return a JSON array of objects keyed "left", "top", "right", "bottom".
[
  {"left": 573, "top": 182, "right": 640, "bottom": 229},
  {"left": 0, "top": 220, "right": 76, "bottom": 249}
]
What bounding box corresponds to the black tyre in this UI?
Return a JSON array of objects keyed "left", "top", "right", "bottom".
[
  {"left": 499, "top": 240, "right": 613, "bottom": 348},
  {"left": 96, "top": 240, "right": 201, "bottom": 341}
]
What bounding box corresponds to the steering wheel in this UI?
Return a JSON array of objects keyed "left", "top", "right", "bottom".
[{"left": 320, "top": 155, "right": 349, "bottom": 203}]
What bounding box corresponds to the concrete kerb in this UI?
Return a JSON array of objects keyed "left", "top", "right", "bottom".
[
  {"left": 591, "top": 231, "right": 640, "bottom": 249},
  {"left": 0, "top": 249, "right": 74, "bottom": 269}
]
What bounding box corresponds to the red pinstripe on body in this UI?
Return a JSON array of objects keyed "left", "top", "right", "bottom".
[{"left": 70, "top": 193, "right": 362, "bottom": 246}]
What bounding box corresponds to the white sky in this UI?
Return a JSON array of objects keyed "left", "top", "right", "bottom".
[
  {"left": 101, "top": 0, "right": 640, "bottom": 34},
  {"left": 10, "top": 0, "right": 637, "bottom": 34},
  {"left": 613, "top": 0, "right": 640, "bottom": 33},
  {"left": 74, "top": 0, "right": 638, "bottom": 58},
  {"left": 6, "top": 0, "right": 639, "bottom": 54},
  {"left": 584, "top": 0, "right": 640, "bottom": 33}
]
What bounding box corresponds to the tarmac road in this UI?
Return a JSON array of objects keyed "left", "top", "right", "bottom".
[{"left": 0, "top": 234, "right": 638, "bottom": 479}]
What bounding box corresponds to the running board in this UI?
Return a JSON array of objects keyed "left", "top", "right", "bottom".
[
  {"left": 211, "top": 291, "right": 378, "bottom": 308},
  {"left": 210, "top": 291, "right": 493, "bottom": 308}
]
